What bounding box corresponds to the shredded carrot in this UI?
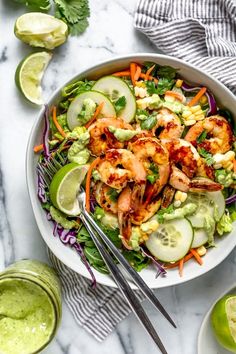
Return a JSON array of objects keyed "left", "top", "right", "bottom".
[
  {"left": 188, "top": 87, "right": 207, "bottom": 107},
  {"left": 85, "top": 157, "right": 101, "bottom": 212},
  {"left": 145, "top": 64, "right": 155, "bottom": 81},
  {"left": 112, "top": 69, "right": 158, "bottom": 84},
  {"left": 134, "top": 65, "right": 142, "bottom": 82},
  {"left": 190, "top": 249, "right": 203, "bottom": 265},
  {"left": 112, "top": 70, "right": 131, "bottom": 77},
  {"left": 52, "top": 106, "right": 67, "bottom": 138},
  {"left": 130, "top": 62, "right": 137, "bottom": 86},
  {"left": 179, "top": 258, "right": 184, "bottom": 277},
  {"left": 85, "top": 102, "right": 104, "bottom": 129},
  {"left": 165, "top": 90, "right": 184, "bottom": 102},
  {"left": 139, "top": 73, "right": 158, "bottom": 84},
  {"left": 33, "top": 144, "right": 44, "bottom": 153},
  {"left": 164, "top": 253, "right": 193, "bottom": 269}
]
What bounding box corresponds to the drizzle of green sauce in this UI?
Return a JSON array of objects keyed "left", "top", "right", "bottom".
[{"left": 0, "top": 278, "right": 55, "bottom": 354}]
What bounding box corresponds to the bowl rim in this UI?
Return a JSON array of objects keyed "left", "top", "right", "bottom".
[{"left": 26, "top": 52, "right": 236, "bottom": 289}]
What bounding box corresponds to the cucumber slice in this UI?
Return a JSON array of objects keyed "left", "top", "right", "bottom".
[
  {"left": 184, "top": 193, "right": 215, "bottom": 228},
  {"left": 184, "top": 191, "right": 225, "bottom": 228},
  {"left": 145, "top": 218, "right": 193, "bottom": 263},
  {"left": 192, "top": 228, "right": 208, "bottom": 248},
  {"left": 67, "top": 90, "right": 116, "bottom": 130},
  {"left": 92, "top": 76, "right": 136, "bottom": 123},
  {"left": 206, "top": 191, "right": 225, "bottom": 221}
]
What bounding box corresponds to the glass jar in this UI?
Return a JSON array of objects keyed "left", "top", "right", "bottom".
[{"left": 0, "top": 259, "right": 62, "bottom": 354}]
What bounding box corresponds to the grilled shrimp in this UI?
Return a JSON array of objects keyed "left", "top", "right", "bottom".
[
  {"left": 169, "top": 166, "right": 222, "bottom": 193},
  {"left": 94, "top": 182, "right": 119, "bottom": 214},
  {"left": 185, "top": 115, "right": 234, "bottom": 154},
  {"left": 162, "top": 138, "right": 215, "bottom": 179},
  {"left": 152, "top": 108, "right": 184, "bottom": 139},
  {"left": 96, "top": 149, "right": 146, "bottom": 190},
  {"left": 130, "top": 198, "right": 161, "bottom": 225},
  {"left": 88, "top": 118, "right": 133, "bottom": 156},
  {"left": 117, "top": 186, "right": 133, "bottom": 249},
  {"left": 129, "top": 137, "right": 170, "bottom": 194}
]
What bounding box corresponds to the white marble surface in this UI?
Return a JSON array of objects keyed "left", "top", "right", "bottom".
[{"left": 0, "top": 1, "right": 236, "bottom": 353}]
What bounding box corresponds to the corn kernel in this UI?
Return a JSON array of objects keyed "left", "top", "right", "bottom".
[
  {"left": 184, "top": 119, "right": 196, "bottom": 126},
  {"left": 180, "top": 192, "right": 188, "bottom": 203},
  {"left": 135, "top": 80, "right": 145, "bottom": 88},
  {"left": 174, "top": 200, "right": 181, "bottom": 208},
  {"left": 195, "top": 114, "right": 205, "bottom": 121},
  {"left": 175, "top": 191, "right": 181, "bottom": 201},
  {"left": 225, "top": 151, "right": 235, "bottom": 161},
  {"left": 191, "top": 105, "right": 201, "bottom": 113},
  {"left": 225, "top": 162, "right": 234, "bottom": 171},
  {"left": 188, "top": 114, "right": 196, "bottom": 121},
  {"left": 182, "top": 110, "right": 192, "bottom": 119},
  {"left": 199, "top": 95, "right": 208, "bottom": 105},
  {"left": 176, "top": 79, "right": 183, "bottom": 88},
  {"left": 197, "top": 246, "right": 207, "bottom": 256},
  {"left": 213, "top": 163, "right": 222, "bottom": 169},
  {"left": 134, "top": 86, "right": 148, "bottom": 98},
  {"left": 223, "top": 161, "right": 233, "bottom": 169}
]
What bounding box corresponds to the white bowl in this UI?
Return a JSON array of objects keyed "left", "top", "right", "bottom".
[{"left": 26, "top": 53, "right": 236, "bottom": 289}]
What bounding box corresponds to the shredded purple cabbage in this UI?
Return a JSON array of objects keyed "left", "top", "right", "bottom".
[
  {"left": 181, "top": 82, "right": 217, "bottom": 116},
  {"left": 205, "top": 91, "right": 217, "bottom": 116},
  {"left": 45, "top": 210, "right": 97, "bottom": 286},
  {"left": 42, "top": 105, "right": 50, "bottom": 159},
  {"left": 226, "top": 194, "right": 236, "bottom": 205},
  {"left": 181, "top": 82, "right": 201, "bottom": 92},
  {"left": 140, "top": 247, "right": 167, "bottom": 277},
  {"left": 37, "top": 170, "right": 47, "bottom": 203}
]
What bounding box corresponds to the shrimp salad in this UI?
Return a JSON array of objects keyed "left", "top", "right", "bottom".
[{"left": 36, "top": 62, "right": 236, "bottom": 279}]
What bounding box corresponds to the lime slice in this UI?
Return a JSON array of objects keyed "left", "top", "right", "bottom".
[
  {"left": 14, "top": 12, "right": 68, "bottom": 49},
  {"left": 15, "top": 51, "right": 52, "bottom": 105},
  {"left": 49, "top": 163, "right": 88, "bottom": 216},
  {"left": 211, "top": 295, "right": 236, "bottom": 353}
]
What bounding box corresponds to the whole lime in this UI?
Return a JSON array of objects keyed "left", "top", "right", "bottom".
[{"left": 211, "top": 294, "right": 236, "bottom": 353}]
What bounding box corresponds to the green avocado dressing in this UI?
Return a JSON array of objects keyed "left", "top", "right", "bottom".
[{"left": 0, "top": 278, "right": 56, "bottom": 354}]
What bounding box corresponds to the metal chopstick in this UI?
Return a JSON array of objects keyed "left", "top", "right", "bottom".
[
  {"left": 79, "top": 200, "right": 176, "bottom": 329},
  {"left": 79, "top": 213, "right": 168, "bottom": 354}
]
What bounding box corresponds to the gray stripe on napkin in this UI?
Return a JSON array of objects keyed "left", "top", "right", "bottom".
[
  {"left": 134, "top": 0, "right": 236, "bottom": 93},
  {"left": 48, "top": 250, "right": 144, "bottom": 342}
]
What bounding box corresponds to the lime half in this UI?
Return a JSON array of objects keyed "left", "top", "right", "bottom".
[
  {"left": 211, "top": 295, "right": 236, "bottom": 353},
  {"left": 15, "top": 12, "right": 68, "bottom": 49},
  {"left": 49, "top": 163, "right": 88, "bottom": 216},
  {"left": 15, "top": 51, "right": 52, "bottom": 105}
]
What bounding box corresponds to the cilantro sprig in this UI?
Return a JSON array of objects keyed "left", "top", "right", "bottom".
[
  {"left": 196, "top": 130, "right": 207, "bottom": 144},
  {"left": 55, "top": 0, "right": 90, "bottom": 36},
  {"left": 114, "top": 96, "right": 126, "bottom": 114},
  {"left": 146, "top": 78, "right": 175, "bottom": 96},
  {"left": 14, "top": 0, "right": 51, "bottom": 11},
  {"left": 198, "top": 148, "right": 214, "bottom": 166},
  {"left": 147, "top": 163, "right": 159, "bottom": 184}
]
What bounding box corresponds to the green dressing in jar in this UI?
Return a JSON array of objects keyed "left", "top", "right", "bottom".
[{"left": 0, "top": 260, "right": 61, "bottom": 354}]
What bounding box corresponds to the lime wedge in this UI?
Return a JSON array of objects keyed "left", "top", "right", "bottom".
[
  {"left": 15, "top": 51, "right": 52, "bottom": 105},
  {"left": 49, "top": 163, "right": 88, "bottom": 216},
  {"left": 14, "top": 12, "right": 68, "bottom": 49},
  {"left": 211, "top": 295, "right": 236, "bottom": 353}
]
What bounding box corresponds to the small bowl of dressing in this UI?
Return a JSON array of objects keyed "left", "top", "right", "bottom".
[{"left": 0, "top": 259, "right": 61, "bottom": 354}]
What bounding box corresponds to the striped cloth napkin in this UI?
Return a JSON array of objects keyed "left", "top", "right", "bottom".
[
  {"left": 49, "top": 0, "right": 236, "bottom": 342},
  {"left": 134, "top": 0, "right": 236, "bottom": 94}
]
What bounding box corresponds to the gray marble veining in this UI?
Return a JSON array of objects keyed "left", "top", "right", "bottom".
[{"left": 0, "top": 1, "right": 235, "bottom": 353}]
